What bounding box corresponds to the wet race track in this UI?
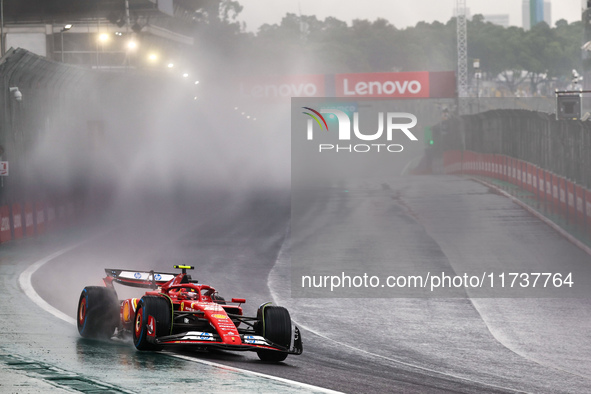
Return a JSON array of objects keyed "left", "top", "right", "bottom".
[{"left": 2, "top": 175, "right": 591, "bottom": 393}]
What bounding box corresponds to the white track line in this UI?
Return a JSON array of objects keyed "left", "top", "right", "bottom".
[
  {"left": 472, "top": 176, "right": 591, "bottom": 257},
  {"left": 466, "top": 177, "right": 591, "bottom": 381},
  {"left": 401, "top": 155, "right": 423, "bottom": 176},
  {"left": 18, "top": 234, "right": 338, "bottom": 394},
  {"left": 268, "top": 227, "right": 528, "bottom": 394},
  {"left": 18, "top": 243, "right": 82, "bottom": 326},
  {"left": 169, "top": 353, "right": 341, "bottom": 393}
]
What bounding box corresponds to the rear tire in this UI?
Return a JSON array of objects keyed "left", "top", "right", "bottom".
[
  {"left": 133, "top": 296, "right": 172, "bottom": 351},
  {"left": 77, "top": 286, "right": 119, "bottom": 339},
  {"left": 257, "top": 305, "right": 291, "bottom": 362}
]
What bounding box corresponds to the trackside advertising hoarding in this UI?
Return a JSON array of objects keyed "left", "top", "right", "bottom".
[
  {"left": 239, "top": 74, "right": 326, "bottom": 99},
  {"left": 335, "top": 71, "right": 430, "bottom": 98},
  {"left": 238, "top": 71, "right": 455, "bottom": 100},
  {"left": 335, "top": 71, "right": 455, "bottom": 98}
]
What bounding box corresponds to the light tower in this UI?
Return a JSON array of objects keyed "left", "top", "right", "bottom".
[{"left": 456, "top": 0, "right": 469, "bottom": 115}]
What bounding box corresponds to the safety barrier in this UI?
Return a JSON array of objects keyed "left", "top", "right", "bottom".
[
  {"left": 0, "top": 197, "right": 89, "bottom": 244},
  {"left": 437, "top": 109, "right": 591, "bottom": 190},
  {"left": 46, "top": 203, "right": 56, "bottom": 230},
  {"left": 0, "top": 206, "right": 10, "bottom": 243},
  {"left": 35, "top": 202, "right": 45, "bottom": 235},
  {"left": 24, "top": 203, "right": 34, "bottom": 236},
  {"left": 11, "top": 203, "right": 23, "bottom": 240},
  {"left": 443, "top": 150, "right": 591, "bottom": 232}
]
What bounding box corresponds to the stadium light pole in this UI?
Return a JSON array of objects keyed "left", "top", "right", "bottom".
[
  {"left": 473, "top": 58, "right": 481, "bottom": 112},
  {"left": 1, "top": 0, "right": 5, "bottom": 57},
  {"left": 60, "top": 24, "right": 72, "bottom": 62}
]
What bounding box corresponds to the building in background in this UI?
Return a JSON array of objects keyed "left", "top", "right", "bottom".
[
  {"left": 522, "top": 0, "right": 551, "bottom": 30},
  {"left": 522, "top": 1, "right": 530, "bottom": 30},
  {"left": 543, "top": 1, "right": 552, "bottom": 27},
  {"left": 483, "top": 14, "right": 510, "bottom": 28}
]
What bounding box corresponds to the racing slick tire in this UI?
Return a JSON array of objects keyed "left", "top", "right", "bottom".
[
  {"left": 257, "top": 305, "right": 291, "bottom": 362},
  {"left": 77, "top": 286, "right": 119, "bottom": 339},
  {"left": 133, "top": 296, "right": 172, "bottom": 351}
]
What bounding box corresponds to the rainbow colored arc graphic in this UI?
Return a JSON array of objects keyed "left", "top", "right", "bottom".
[{"left": 302, "top": 107, "right": 329, "bottom": 131}]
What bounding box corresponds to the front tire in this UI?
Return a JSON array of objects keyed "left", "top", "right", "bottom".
[
  {"left": 133, "top": 296, "right": 172, "bottom": 351},
  {"left": 77, "top": 286, "right": 119, "bottom": 339},
  {"left": 257, "top": 305, "right": 291, "bottom": 362}
]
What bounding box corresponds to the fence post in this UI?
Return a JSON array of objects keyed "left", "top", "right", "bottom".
[
  {"left": 536, "top": 167, "right": 540, "bottom": 209},
  {"left": 549, "top": 174, "right": 554, "bottom": 216},
  {"left": 563, "top": 178, "right": 568, "bottom": 225},
  {"left": 584, "top": 188, "right": 588, "bottom": 237}
]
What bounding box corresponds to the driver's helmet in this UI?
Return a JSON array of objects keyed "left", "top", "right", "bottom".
[
  {"left": 180, "top": 288, "right": 199, "bottom": 300},
  {"left": 185, "top": 291, "right": 198, "bottom": 300}
]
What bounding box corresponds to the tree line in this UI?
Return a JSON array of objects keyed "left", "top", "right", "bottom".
[{"left": 192, "top": 1, "right": 583, "bottom": 95}]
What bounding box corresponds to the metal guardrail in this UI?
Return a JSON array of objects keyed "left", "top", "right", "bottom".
[
  {"left": 439, "top": 106, "right": 591, "bottom": 189},
  {"left": 0, "top": 48, "right": 108, "bottom": 205}
]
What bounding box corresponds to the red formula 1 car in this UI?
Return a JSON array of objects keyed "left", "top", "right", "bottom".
[{"left": 76, "top": 265, "right": 302, "bottom": 362}]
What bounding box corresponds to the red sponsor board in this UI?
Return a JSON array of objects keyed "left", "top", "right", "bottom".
[
  {"left": 239, "top": 74, "right": 325, "bottom": 99},
  {"left": 575, "top": 184, "right": 586, "bottom": 226},
  {"left": 488, "top": 154, "right": 494, "bottom": 175},
  {"left": 538, "top": 169, "right": 546, "bottom": 201},
  {"left": 24, "top": 203, "right": 34, "bottom": 236},
  {"left": 336, "top": 71, "right": 430, "bottom": 98},
  {"left": 534, "top": 167, "right": 544, "bottom": 196},
  {"left": 46, "top": 202, "right": 56, "bottom": 229},
  {"left": 35, "top": 202, "right": 45, "bottom": 234},
  {"left": 12, "top": 203, "right": 23, "bottom": 240},
  {"left": 507, "top": 158, "right": 514, "bottom": 184},
  {"left": 526, "top": 163, "right": 534, "bottom": 193},
  {"left": 494, "top": 155, "right": 502, "bottom": 176},
  {"left": 546, "top": 171, "right": 554, "bottom": 205},
  {"left": 543, "top": 171, "right": 551, "bottom": 202},
  {"left": 516, "top": 160, "right": 523, "bottom": 188},
  {"left": 468, "top": 151, "right": 475, "bottom": 174},
  {"left": 567, "top": 181, "right": 576, "bottom": 222},
  {"left": 551, "top": 174, "right": 560, "bottom": 213},
  {"left": 585, "top": 189, "right": 591, "bottom": 229},
  {"left": 0, "top": 206, "right": 10, "bottom": 243},
  {"left": 559, "top": 178, "right": 567, "bottom": 216}
]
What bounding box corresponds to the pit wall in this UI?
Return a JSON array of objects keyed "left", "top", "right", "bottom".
[{"left": 443, "top": 150, "right": 591, "bottom": 234}]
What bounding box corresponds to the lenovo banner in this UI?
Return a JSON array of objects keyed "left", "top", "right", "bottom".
[
  {"left": 335, "top": 71, "right": 455, "bottom": 98},
  {"left": 239, "top": 74, "right": 326, "bottom": 99},
  {"left": 238, "top": 71, "right": 455, "bottom": 99}
]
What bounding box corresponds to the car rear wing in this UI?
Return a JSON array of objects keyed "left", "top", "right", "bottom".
[{"left": 104, "top": 268, "right": 176, "bottom": 289}]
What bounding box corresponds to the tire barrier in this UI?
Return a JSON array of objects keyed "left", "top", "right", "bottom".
[{"left": 443, "top": 150, "right": 591, "bottom": 234}]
